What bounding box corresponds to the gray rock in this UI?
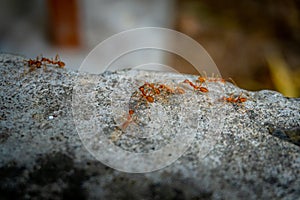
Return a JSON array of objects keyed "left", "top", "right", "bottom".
[{"left": 0, "top": 53, "right": 299, "bottom": 200}]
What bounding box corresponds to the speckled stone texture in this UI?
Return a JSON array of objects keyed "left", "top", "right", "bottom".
[{"left": 0, "top": 53, "right": 299, "bottom": 200}]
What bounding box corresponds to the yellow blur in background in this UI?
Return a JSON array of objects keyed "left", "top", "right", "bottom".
[{"left": 176, "top": 0, "right": 300, "bottom": 97}]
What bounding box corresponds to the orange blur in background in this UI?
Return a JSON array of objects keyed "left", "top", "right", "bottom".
[{"left": 47, "top": 0, "right": 80, "bottom": 47}]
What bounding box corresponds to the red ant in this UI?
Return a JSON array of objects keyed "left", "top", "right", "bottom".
[
  {"left": 222, "top": 93, "right": 247, "bottom": 104},
  {"left": 24, "top": 54, "right": 65, "bottom": 73},
  {"left": 221, "top": 93, "right": 248, "bottom": 111},
  {"left": 110, "top": 109, "right": 136, "bottom": 140},
  {"left": 198, "top": 76, "right": 226, "bottom": 84},
  {"left": 183, "top": 79, "right": 209, "bottom": 93},
  {"left": 119, "top": 109, "right": 136, "bottom": 131},
  {"left": 197, "top": 72, "right": 226, "bottom": 84}
]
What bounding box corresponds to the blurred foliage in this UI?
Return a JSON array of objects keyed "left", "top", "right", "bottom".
[
  {"left": 176, "top": 0, "right": 300, "bottom": 97},
  {"left": 266, "top": 51, "right": 299, "bottom": 97}
]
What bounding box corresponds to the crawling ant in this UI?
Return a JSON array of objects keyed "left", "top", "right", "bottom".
[
  {"left": 222, "top": 93, "right": 247, "bottom": 104},
  {"left": 24, "top": 54, "right": 65, "bottom": 74},
  {"left": 110, "top": 109, "right": 136, "bottom": 141},
  {"left": 183, "top": 79, "right": 209, "bottom": 93},
  {"left": 221, "top": 93, "right": 248, "bottom": 112},
  {"left": 196, "top": 72, "right": 227, "bottom": 85},
  {"left": 198, "top": 76, "right": 226, "bottom": 84},
  {"left": 119, "top": 109, "right": 136, "bottom": 131}
]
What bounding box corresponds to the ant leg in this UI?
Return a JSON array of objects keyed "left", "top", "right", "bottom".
[
  {"left": 43, "top": 62, "right": 47, "bottom": 72},
  {"left": 211, "top": 72, "right": 215, "bottom": 79},
  {"left": 119, "top": 117, "right": 133, "bottom": 131},
  {"left": 54, "top": 54, "right": 58, "bottom": 62},
  {"left": 112, "top": 110, "right": 134, "bottom": 132},
  {"left": 39, "top": 54, "right": 44, "bottom": 61},
  {"left": 179, "top": 81, "right": 193, "bottom": 92},
  {"left": 22, "top": 60, "right": 29, "bottom": 76},
  {"left": 202, "top": 70, "right": 208, "bottom": 79},
  {"left": 54, "top": 54, "right": 61, "bottom": 63},
  {"left": 199, "top": 71, "right": 208, "bottom": 87},
  {"left": 228, "top": 77, "right": 238, "bottom": 87},
  {"left": 238, "top": 100, "right": 247, "bottom": 112},
  {"left": 238, "top": 92, "right": 249, "bottom": 112},
  {"left": 110, "top": 128, "right": 124, "bottom": 142},
  {"left": 174, "top": 87, "right": 185, "bottom": 94},
  {"left": 202, "top": 88, "right": 212, "bottom": 105}
]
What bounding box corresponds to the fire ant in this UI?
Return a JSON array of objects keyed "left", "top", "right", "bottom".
[
  {"left": 183, "top": 79, "right": 209, "bottom": 93},
  {"left": 197, "top": 72, "right": 226, "bottom": 84},
  {"left": 222, "top": 93, "right": 247, "bottom": 104},
  {"left": 24, "top": 54, "right": 65, "bottom": 73},
  {"left": 119, "top": 109, "right": 136, "bottom": 131},
  {"left": 198, "top": 76, "right": 226, "bottom": 84},
  {"left": 110, "top": 109, "right": 136, "bottom": 141},
  {"left": 221, "top": 93, "right": 248, "bottom": 112}
]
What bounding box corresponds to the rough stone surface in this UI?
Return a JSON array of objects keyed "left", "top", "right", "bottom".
[{"left": 0, "top": 53, "right": 299, "bottom": 200}]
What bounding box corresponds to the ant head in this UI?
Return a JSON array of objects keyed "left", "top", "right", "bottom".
[
  {"left": 198, "top": 77, "right": 206, "bottom": 82},
  {"left": 239, "top": 97, "right": 247, "bottom": 102},
  {"left": 128, "top": 109, "right": 134, "bottom": 115}
]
